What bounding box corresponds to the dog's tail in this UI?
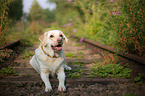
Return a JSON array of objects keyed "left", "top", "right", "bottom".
[{"left": 30, "top": 55, "right": 40, "bottom": 73}]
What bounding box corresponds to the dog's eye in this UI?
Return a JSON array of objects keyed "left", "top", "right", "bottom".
[
  {"left": 50, "top": 35, "right": 54, "bottom": 38},
  {"left": 60, "top": 34, "right": 63, "bottom": 37}
]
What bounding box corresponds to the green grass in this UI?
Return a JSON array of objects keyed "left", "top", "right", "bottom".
[
  {"left": 66, "top": 61, "right": 85, "bottom": 78},
  {"left": 74, "top": 43, "right": 82, "bottom": 47},
  {"left": 21, "top": 49, "right": 33, "bottom": 59},
  {"left": 72, "top": 61, "right": 85, "bottom": 66},
  {"left": 76, "top": 51, "right": 84, "bottom": 58},
  {"left": 65, "top": 52, "right": 84, "bottom": 58},
  {"left": 133, "top": 73, "right": 143, "bottom": 85},
  {"left": 65, "top": 52, "right": 76, "bottom": 58},
  {"left": 66, "top": 68, "right": 84, "bottom": 78},
  {"left": 90, "top": 64, "right": 132, "bottom": 78},
  {"left": 0, "top": 67, "right": 18, "bottom": 76},
  {"left": 124, "top": 93, "right": 136, "bottom": 96}
]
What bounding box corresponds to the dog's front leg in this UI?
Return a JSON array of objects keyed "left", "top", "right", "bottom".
[
  {"left": 57, "top": 68, "right": 66, "bottom": 91},
  {"left": 41, "top": 72, "right": 52, "bottom": 92}
]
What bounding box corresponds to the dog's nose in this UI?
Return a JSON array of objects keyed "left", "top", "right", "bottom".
[{"left": 57, "top": 38, "right": 62, "bottom": 43}]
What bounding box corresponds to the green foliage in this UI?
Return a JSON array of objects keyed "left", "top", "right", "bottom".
[
  {"left": 76, "top": 51, "right": 84, "bottom": 58},
  {"left": 74, "top": 42, "right": 81, "bottom": 47},
  {"left": 52, "top": 0, "right": 145, "bottom": 56},
  {"left": 29, "top": 0, "right": 44, "bottom": 21},
  {"left": 0, "top": 0, "right": 13, "bottom": 46},
  {"left": 66, "top": 61, "right": 85, "bottom": 78},
  {"left": 25, "top": 21, "right": 45, "bottom": 34},
  {"left": 29, "top": 0, "right": 55, "bottom": 22},
  {"left": 0, "top": 49, "right": 13, "bottom": 62},
  {"left": 8, "top": 0, "right": 23, "bottom": 21},
  {"left": 109, "top": 0, "right": 145, "bottom": 55},
  {"left": 21, "top": 49, "right": 33, "bottom": 59},
  {"left": 49, "top": 0, "right": 81, "bottom": 25},
  {"left": 6, "top": 21, "right": 44, "bottom": 45},
  {"left": 133, "top": 73, "right": 143, "bottom": 85},
  {"left": 65, "top": 52, "right": 76, "bottom": 58},
  {"left": 65, "top": 52, "right": 84, "bottom": 58},
  {"left": 0, "top": 0, "right": 23, "bottom": 46},
  {"left": 68, "top": 72, "right": 81, "bottom": 78},
  {"left": 72, "top": 61, "right": 85, "bottom": 66},
  {"left": 91, "top": 64, "right": 132, "bottom": 78},
  {"left": 42, "top": 9, "right": 55, "bottom": 22},
  {"left": 15, "top": 83, "right": 24, "bottom": 87},
  {"left": 67, "top": 68, "right": 84, "bottom": 78},
  {"left": 0, "top": 66, "right": 18, "bottom": 76},
  {"left": 124, "top": 93, "right": 136, "bottom": 96}
]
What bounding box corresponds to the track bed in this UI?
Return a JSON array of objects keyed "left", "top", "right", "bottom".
[{"left": 0, "top": 38, "right": 145, "bottom": 96}]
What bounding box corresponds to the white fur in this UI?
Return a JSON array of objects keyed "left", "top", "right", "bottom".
[{"left": 30, "top": 30, "right": 71, "bottom": 92}]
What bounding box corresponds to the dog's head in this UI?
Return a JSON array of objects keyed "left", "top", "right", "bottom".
[{"left": 39, "top": 30, "right": 68, "bottom": 51}]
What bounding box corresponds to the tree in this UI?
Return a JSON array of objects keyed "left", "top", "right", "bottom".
[
  {"left": 8, "top": 0, "right": 23, "bottom": 21},
  {"left": 42, "top": 8, "right": 55, "bottom": 22},
  {"left": 29, "top": 0, "right": 43, "bottom": 21},
  {"left": 47, "top": 0, "right": 83, "bottom": 25}
]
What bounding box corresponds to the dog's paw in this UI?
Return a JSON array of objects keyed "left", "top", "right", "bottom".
[
  {"left": 45, "top": 86, "right": 52, "bottom": 92},
  {"left": 65, "top": 65, "right": 71, "bottom": 70},
  {"left": 58, "top": 85, "right": 66, "bottom": 92}
]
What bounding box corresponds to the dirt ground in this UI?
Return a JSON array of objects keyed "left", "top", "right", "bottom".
[
  {"left": 0, "top": 38, "right": 145, "bottom": 96},
  {"left": 0, "top": 81, "right": 145, "bottom": 96}
]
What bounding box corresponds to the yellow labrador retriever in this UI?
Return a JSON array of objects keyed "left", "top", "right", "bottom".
[{"left": 30, "top": 30, "right": 71, "bottom": 92}]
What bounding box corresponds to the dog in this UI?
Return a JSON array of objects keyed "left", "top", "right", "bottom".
[{"left": 30, "top": 30, "right": 71, "bottom": 92}]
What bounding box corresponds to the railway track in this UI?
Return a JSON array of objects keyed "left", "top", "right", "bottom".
[
  {"left": 0, "top": 36, "right": 145, "bottom": 96},
  {"left": 71, "top": 36, "right": 145, "bottom": 78},
  {"left": 71, "top": 36, "right": 145, "bottom": 65}
]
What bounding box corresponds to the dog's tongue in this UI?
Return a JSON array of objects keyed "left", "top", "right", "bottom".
[{"left": 52, "top": 47, "right": 62, "bottom": 51}]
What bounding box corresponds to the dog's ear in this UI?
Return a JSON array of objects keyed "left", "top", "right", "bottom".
[
  {"left": 39, "top": 32, "right": 48, "bottom": 46},
  {"left": 61, "top": 32, "right": 68, "bottom": 43}
]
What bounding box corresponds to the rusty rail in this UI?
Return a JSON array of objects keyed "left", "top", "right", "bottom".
[
  {"left": 0, "top": 39, "right": 21, "bottom": 50},
  {"left": 72, "top": 36, "right": 145, "bottom": 65},
  {"left": 0, "top": 33, "right": 35, "bottom": 50}
]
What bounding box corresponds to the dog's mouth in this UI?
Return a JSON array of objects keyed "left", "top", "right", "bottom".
[{"left": 51, "top": 44, "right": 62, "bottom": 51}]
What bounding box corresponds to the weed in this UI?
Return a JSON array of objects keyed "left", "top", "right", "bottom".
[
  {"left": 16, "top": 83, "right": 24, "bottom": 87},
  {"left": 67, "top": 69, "right": 84, "bottom": 78},
  {"left": 21, "top": 49, "right": 33, "bottom": 59},
  {"left": 102, "top": 52, "right": 118, "bottom": 64},
  {"left": 0, "top": 49, "right": 13, "bottom": 62},
  {"left": 72, "top": 61, "right": 85, "bottom": 66},
  {"left": 0, "top": 0, "right": 13, "bottom": 46},
  {"left": 20, "top": 39, "right": 32, "bottom": 47},
  {"left": 66, "top": 62, "right": 84, "bottom": 78},
  {"left": 124, "top": 93, "right": 136, "bottom": 96},
  {"left": 74, "top": 43, "right": 81, "bottom": 47},
  {"left": 91, "top": 64, "right": 132, "bottom": 78},
  {"left": 65, "top": 52, "right": 76, "bottom": 58},
  {"left": 76, "top": 51, "right": 84, "bottom": 58},
  {"left": 53, "top": 0, "right": 145, "bottom": 56},
  {"left": 0, "top": 67, "right": 18, "bottom": 76},
  {"left": 68, "top": 72, "right": 81, "bottom": 78},
  {"left": 65, "top": 52, "right": 84, "bottom": 58},
  {"left": 133, "top": 73, "right": 143, "bottom": 85}
]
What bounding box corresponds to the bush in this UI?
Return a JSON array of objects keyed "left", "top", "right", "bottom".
[
  {"left": 52, "top": 0, "right": 145, "bottom": 56},
  {"left": 0, "top": 0, "right": 13, "bottom": 46}
]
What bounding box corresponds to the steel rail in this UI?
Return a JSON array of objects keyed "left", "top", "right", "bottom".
[
  {"left": 0, "top": 39, "right": 21, "bottom": 50},
  {"left": 72, "top": 36, "right": 145, "bottom": 65},
  {"left": 0, "top": 33, "right": 34, "bottom": 50}
]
